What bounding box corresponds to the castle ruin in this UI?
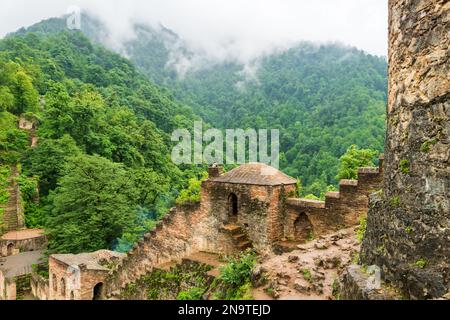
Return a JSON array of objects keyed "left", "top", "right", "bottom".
[{"left": 28, "top": 160, "right": 382, "bottom": 300}]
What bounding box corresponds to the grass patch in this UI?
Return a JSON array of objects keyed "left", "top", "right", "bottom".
[
  {"left": 301, "top": 268, "right": 312, "bottom": 282},
  {"left": 414, "top": 258, "right": 427, "bottom": 269},
  {"left": 399, "top": 159, "right": 410, "bottom": 174},
  {"left": 390, "top": 196, "right": 400, "bottom": 207},
  {"left": 177, "top": 287, "right": 206, "bottom": 300},
  {"left": 420, "top": 138, "right": 438, "bottom": 153}
]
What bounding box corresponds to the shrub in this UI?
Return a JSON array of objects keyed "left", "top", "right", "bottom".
[
  {"left": 177, "top": 287, "right": 205, "bottom": 300},
  {"left": 356, "top": 215, "right": 367, "bottom": 243},
  {"left": 219, "top": 250, "right": 256, "bottom": 287},
  {"left": 216, "top": 250, "right": 257, "bottom": 299}
]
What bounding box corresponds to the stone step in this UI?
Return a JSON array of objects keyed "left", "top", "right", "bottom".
[
  {"left": 232, "top": 233, "right": 246, "bottom": 241},
  {"left": 238, "top": 241, "right": 252, "bottom": 250},
  {"left": 221, "top": 224, "right": 242, "bottom": 235},
  {"left": 183, "top": 252, "right": 223, "bottom": 268}
]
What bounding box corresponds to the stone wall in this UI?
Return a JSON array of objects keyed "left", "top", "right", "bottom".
[
  {"left": 49, "top": 257, "right": 79, "bottom": 300},
  {"left": 49, "top": 257, "right": 110, "bottom": 300},
  {"left": 18, "top": 117, "right": 35, "bottom": 130},
  {"left": 339, "top": 265, "right": 397, "bottom": 300},
  {"left": 104, "top": 201, "right": 209, "bottom": 297},
  {"left": 360, "top": 0, "right": 449, "bottom": 299},
  {"left": 30, "top": 273, "right": 49, "bottom": 300},
  {"left": 285, "top": 159, "right": 383, "bottom": 241},
  {"left": 0, "top": 234, "right": 47, "bottom": 257},
  {"left": 0, "top": 272, "right": 16, "bottom": 300},
  {"left": 0, "top": 166, "right": 25, "bottom": 234},
  {"left": 204, "top": 181, "right": 296, "bottom": 253}
]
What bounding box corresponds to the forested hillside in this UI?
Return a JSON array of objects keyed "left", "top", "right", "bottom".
[
  {"left": 11, "top": 15, "right": 387, "bottom": 196},
  {"left": 125, "top": 34, "right": 388, "bottom": 196},
  {"left": 7, "top": 13, "right": 388, "bottom": 196},
  {"left": 0, "top": 30, "right": 202, "bottom": 254}
]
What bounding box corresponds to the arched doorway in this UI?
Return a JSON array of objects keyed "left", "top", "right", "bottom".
[
  {"left": 293, "top": 213, "right": 314, "bottom": 242},
  {"left": 93, "top": 282, "right": 104, "bottom": 300},
  {"left": 228, "top": 193, "right": 238, "bottom": 222},
  {"left": 6, "top": 243, "right": 14, "bottom": 256}
]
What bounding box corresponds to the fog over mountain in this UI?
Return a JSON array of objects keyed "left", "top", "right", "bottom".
[{"left": 1, "top": 0, "right": 388, "bottom": 65}]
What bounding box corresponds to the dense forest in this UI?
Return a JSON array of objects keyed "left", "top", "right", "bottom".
[
  {"left": 0, "top": 14, "right": 386, "bottom": 254},
  {"left": 0, "top": 30, "right": 203, "bottom": 254},
  {"left": 126, "top": 32, "right": 387, "bottom": 195},
  {"left": 11, "top": 15, "right": 387, "bottom": 195}
]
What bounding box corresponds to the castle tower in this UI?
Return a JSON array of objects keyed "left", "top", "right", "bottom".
[{"left": 360, "top": 0, "right": 449, "bottom": 299}]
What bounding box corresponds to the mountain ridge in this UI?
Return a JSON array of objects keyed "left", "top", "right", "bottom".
[{"left": 8, "top": 13, "right": 388, "bottom": 195}]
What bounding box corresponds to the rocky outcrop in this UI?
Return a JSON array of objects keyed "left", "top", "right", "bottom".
[
  {"left": 339, "top": 265, "right": 398, "bottom": 300},
  {"left": 360, "top": 0, "right": 449, "bottom": 299}
]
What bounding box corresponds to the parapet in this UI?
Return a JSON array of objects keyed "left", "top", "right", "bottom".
[{"left": 286, "top": 198, "right": 325, "bottom": 209}]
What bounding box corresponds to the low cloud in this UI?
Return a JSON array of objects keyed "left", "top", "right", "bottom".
[{"left": 0, "top": 0, "right": 388, "bottom": 65}]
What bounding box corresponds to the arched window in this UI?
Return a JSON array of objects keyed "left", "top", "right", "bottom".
[
  {"left": 228, "top": 193, "right": 238, "bottom": 221},
  {"left": 60, "top": 278, "right": 66, "bottom": 297},
  {"left": 52, "top": 274, "right": 57, "bottom": 292},
  {"left": 93, "top": 283, "right": 104, "bottom": 300}
]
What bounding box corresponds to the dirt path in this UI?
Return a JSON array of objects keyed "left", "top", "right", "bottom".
[{"left": 254, "top": 227, "right": 360, "bottom": 300}]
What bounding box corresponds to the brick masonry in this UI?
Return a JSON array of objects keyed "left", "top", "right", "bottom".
[{"left": 285, "top": 157, "right": 383, "bottom": 241}]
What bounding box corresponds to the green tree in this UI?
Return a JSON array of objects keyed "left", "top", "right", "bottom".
[
  {"left": 175, "top": 172, "right": 207, "bottom": 205},
  {"left": 336, "top": 145, "right": 378, "bottom": 180},
  {"left": 129, "top": 167, "right": 169, "bottom": 208},
  {"left": 22, "top": 135, "right": 81, "bottom": 195},
  {"left": 45, "top": 155, "right": 139, "bottom": 254},
  {"left": 13, "top": 70, "right": 39, "bottom": 114},
  {"left": 0, "top": 86, "right": 14, "bottom": 112}
]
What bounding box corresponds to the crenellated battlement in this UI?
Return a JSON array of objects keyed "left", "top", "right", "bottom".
[
  {"left": 48, "top": 158, "right": 385, "bottom": 299},
  {"left": 283, "top": 155, "right": 384, "bottom": 243}
]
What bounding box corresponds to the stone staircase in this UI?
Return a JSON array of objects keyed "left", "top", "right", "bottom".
[
  {"left": 221, "top": 223, "right": 252, "bottom": 250},
  {"left": 1, "top": 166, "right": 25, "bottom": 232}
]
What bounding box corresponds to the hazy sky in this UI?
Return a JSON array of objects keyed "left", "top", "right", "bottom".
[{"left": 0, "top": 0, "right": 388, "bottom": 60}]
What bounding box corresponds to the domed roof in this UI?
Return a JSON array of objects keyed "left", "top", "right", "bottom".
[{"left": 209, "top": 163, "right": 296, "bottom": 186}]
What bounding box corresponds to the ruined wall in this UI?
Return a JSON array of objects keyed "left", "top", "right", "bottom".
[
  {"left": 104, "top": 197, "right": 214, "bottom": 297},
  {"left": 103, "top": 181, "right": 295, "bottom": 297},
  {"left": 204, "top": 181, "right": 295, "bottom": 253},
  {"left": 0, "top": 168, "right": 25, "bottom": 234},
  {"left": 285, "top": 161, "right": 383, "bottom": 241},
  {"left": 360, "top": 0, "right": 449, "bottom": 299},
  {"left": 0, "top": 235, "right": 47, "bottom": 257},
  {"left": 49, "top": 258, "right": 79, "bottom": 300},
  {"left": 49, "top": 258, "right": 109, "bottom": 300},
  {"left": 0, "top": 272, "right": 16, "bottom": 300},
  {"left": 18, "top": 117, "right": 35, "bottom": 130},
  {"left": 30, "top": 273, "right": 49, "bottom": 300}
]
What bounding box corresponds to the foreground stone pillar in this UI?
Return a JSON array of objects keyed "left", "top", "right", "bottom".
[{"left": 360, "top": 0, "right": 449, "bottom": 299}]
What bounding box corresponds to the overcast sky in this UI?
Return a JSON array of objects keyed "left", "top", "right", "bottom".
[{"left": 0, "top": 0, "right": 388, "bottom": 60}]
